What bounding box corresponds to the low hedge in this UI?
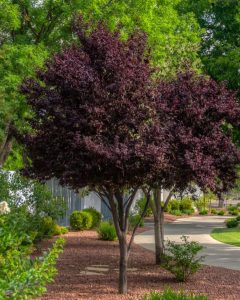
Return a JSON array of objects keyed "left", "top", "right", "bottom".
[
  {"left": 83, "top": 207, "right": 102, "bottom": 228},
  {"left": 226, "top": 218, "right": 238, "bottom": 228},
  {"left": 70, "top": 210, "right": 93, "bottom": 230},
  {"left": 97, "top": 222, "right": 117, "bottom": 241}
]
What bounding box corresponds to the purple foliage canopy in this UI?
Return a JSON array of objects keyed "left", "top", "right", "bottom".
[
  {"left": 21, "top": 23, "right": 166, "bottom": 191},
  {"left": 155, "top": 72, "right": 240, "bottom": 193}
]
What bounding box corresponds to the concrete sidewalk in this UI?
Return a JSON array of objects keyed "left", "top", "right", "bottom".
[{"left": 134, "top": 216, "right": 240, "bottom": 271}]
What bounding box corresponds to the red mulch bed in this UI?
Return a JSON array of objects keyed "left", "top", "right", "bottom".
[{"left": 38, "top": 230, "right": 240, "bottom": 300}]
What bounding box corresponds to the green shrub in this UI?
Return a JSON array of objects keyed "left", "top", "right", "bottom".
[
  {"left": 195, "top": 194, "right": 212, "bottom": 212},
  {"left": 162, "top": 236, "right": 204, "bottom": 282},
  {"left": 236, "top": 216, "right": 240, "bottom": 222},
  {"left": 51, "top": 224, "right": 68, "bottom": 236},
  {"left": 210, "top": 209, "right": 217, "bottom": 214},
  {"left": 199, "top": 209, "right": 208, "bottom": 215},
  {"left": 60, "top": 226, "right": 69, "bottom": 234},
  {"left": 97, "top": 222, "right": 117, "bottom": 241},
  {"left": 31, "top": 216, "right": 57, "bottom": 241},
  {"left": 168, "top": 199, "right": 180, "bottom": 212},
  {"left": 230, "top": 209, "right": 238, "bottom": 216},
  {"left": 227, "top": 204, "right": 235, "bottom": 212},
  {"left": 226, "top": 218, "right": 238, "bottom": 228},
  {"left": 41, "top": 216, "right": 56, "bottom": 236},
  {"left": 0, "top": 172, "right": 67, "bottom": 221},
  {"left": 129, "top": 214, "right": 144, "bottom": 230},
  {"left": 179, "top": 198, "right": 193, "bottom": 211},
  {"left": 0, "top": 238, "right": 65, "bottom": 300},
  {"left": 227, "top": 205, "right": 239, "bottom": 216},
  {"left": 135, "top": 197, "right": 152, "bottom": 217},
  {"left": 141, "top": 288, "right": 208, "bottom": 300},
  {"left": 182, "top": 209, "right": 194, "bottom": 215},
  {"left": 217, "top": 210, "right": 225, "bottom": 216},
  {"left": 81, "top": 211, "right": 93, "bottom": 229},
  {"left": 83, "top": 207, "right": 102, "bottom": 228},
  {"left": 70, "top": 210, "right": 93, "bottom": 230},
  {"left": 170, "top": 209, "right": 182, "bottom": 216}
]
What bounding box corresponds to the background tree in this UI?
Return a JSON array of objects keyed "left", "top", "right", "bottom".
[
  {"left": 20, "top": 22, "right": 166, "bottom": 294},
  {"left": 149, "top": 71, "right": 240, "bottom": 264},
  {"left": 0, "top": 0, "right": 201, "bottom": 168},
  {"left": 178, "top": 0, "right": 240, "bottom": 91}
]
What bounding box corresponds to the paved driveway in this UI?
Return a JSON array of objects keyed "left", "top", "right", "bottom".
[{"left": 134, "top": 216, "right": 240, "bottom": 271}]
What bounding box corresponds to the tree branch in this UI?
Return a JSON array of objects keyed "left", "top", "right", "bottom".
[
  {"left": 124, "top": 187, "right": 139, "bottom": 229},
  {"left": 163, "top": 186, "right": 175, "bottom": 211},
  {"left": 127, "top": 191, "right": 151, "bottom": 253},
  {"left": 107, "top": 188, "right": 122, "bottom": 238},
  {"left": 95, "top": 191, "right": 111, "bottom": 211}
]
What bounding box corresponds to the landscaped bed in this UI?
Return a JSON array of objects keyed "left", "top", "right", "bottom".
[
  {"left": 211, "top": 228, "right": 240, "bottom": 247},
  {"left": 38, "top": 230, "right": 240, "bottom": 300}
]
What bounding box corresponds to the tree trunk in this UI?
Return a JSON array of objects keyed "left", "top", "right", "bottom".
[
  {"left": 119, "top": 235, "right": 128, "bottom": 294},
  {"left": 218, "top": 193, "right": 224, "bottom": 208},
  {"left": 149, "top": 187, "right": 174, "bottom": 265},
  {"left": 103, "top": 188, "right": 141, "bottom": 295},
  {"left": 153, "top": 211, "right": 164, "bottom": 264},
  {"left": 153, "top": 189, "right": 165, "bottom": 264}
]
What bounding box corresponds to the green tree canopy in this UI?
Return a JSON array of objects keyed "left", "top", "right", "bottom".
[{"left": 179, "top": 0, "right": 240, "bottom": 90}]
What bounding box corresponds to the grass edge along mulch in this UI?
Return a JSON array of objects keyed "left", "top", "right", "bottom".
[{"left": 211, "top": 227, "right": 240, "bottom": 247}]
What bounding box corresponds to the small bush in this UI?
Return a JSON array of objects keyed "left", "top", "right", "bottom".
[
  {"left": 60, "top": 226, "right": 69, "bottom": 234},
  {"left": 228, "top": 205, "right": 235, "bottom": 212},
  {"left": 179, "top": 198, "right": 193, "bottom": 211},
  {"left": 162, "top": 236, "right": 204, "bottom": 282},
  {"left": 217, "top": 210, "right": 225, "bottom": 216},
  {"left": 168, "top": 199, "right": 180, "bottom": 212},
  {"left": 182, "top": 209, "right": 194, "bottom": 215},
  {"left": 97, "top": 222, "right": 117, "bottom": 241},
  {"left": 230, "top": 209, "right": 238, "bottom": 216},
  {"left": 135, "top": 197, "right": 152, "bottom": 217},
  {"left": 227, "top": 205, "right": 239, "bottom": 216},
  {"left": 141, "top": 288, "right": 208, "bottom": 300},
  {"left": 210, "top": 209, "right": 217, "bottom": 215},
  {"left": 236, "top": 216, "right": 240, "bottom": 222},
  {"left": 36, "top": 216, "right": 57, "bottom": 239},
  {"left": 0, "top": 238, "right": 65, "bottom": 300},
  {"left": 129, "top": 214, "right": 144, "bottom": 230},
  {"left": 199, "top": 209, "right": 208, "bottom": 215},
  {"left": 83, "top": 207, "right": 102, "bottom": 228},
  {"left": 226, "top": 218, "right": 238, "bottom": 228},
  {"left": 70, "top": 210, "right": 93, "bottom": 230},
  {"left": 170, "top": 209, "right": 182, "bottom": 216},
  {"left": 51, "top": 224, "right": 69, "bottom": 236}
]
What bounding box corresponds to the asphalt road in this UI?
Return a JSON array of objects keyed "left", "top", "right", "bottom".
[{"left": 134, "top": 216, "right": 240, "bottom": 271}]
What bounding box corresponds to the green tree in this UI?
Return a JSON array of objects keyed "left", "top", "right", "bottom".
[{"left": 179, "top": 0, "right": 240, "bottom": 90}]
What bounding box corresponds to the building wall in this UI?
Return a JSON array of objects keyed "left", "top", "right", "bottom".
[{"left": 46, "top": 179, "right": 144, "bottom": 225}]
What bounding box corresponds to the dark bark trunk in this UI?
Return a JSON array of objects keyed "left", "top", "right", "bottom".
[
  {"left": 119, "top": 235, "right": 128, "bottom": 294},
  {"left": 153, "top": 212, "right": 164, "bottom": 264},
  {"left": 218, "top": 193, "right": 224, "bottom": 208},
  {"left": 104, "top": 187, "right": 142, "bottom": 295}
]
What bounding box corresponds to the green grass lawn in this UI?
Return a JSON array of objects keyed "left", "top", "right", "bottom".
[{"left": 211, "top": 228, "right": 240, "bottom": 247}]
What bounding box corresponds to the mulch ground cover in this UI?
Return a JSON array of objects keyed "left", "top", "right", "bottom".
[{"left": 38, "top": 230, "right": 240, "bottom": 300}]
